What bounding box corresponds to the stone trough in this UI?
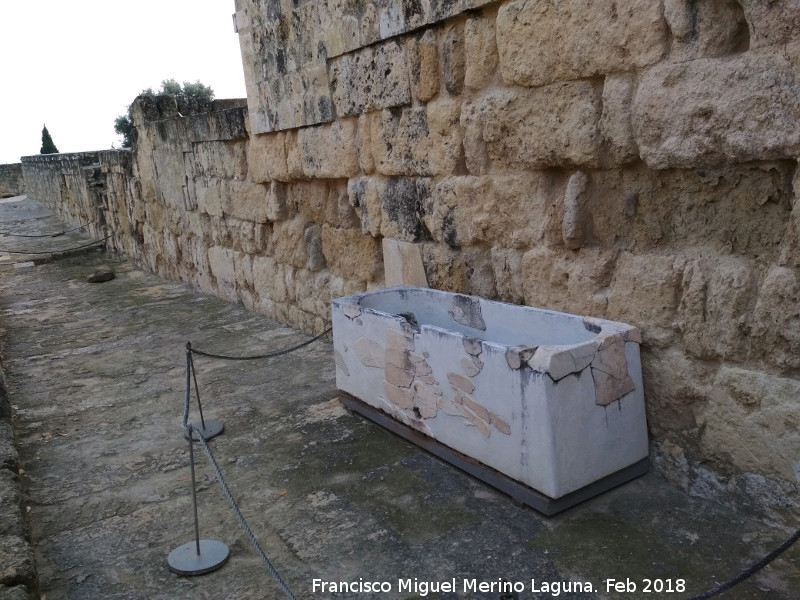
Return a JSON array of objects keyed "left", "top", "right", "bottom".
[{"left": 332, "top": 286, "right": 649, "bottom": 514}]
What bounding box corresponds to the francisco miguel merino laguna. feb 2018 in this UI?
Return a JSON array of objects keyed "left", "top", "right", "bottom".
[{"left": 310, "top": 577, "right": 600, "bottom": 596}]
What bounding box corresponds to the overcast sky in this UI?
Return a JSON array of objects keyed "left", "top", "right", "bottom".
[{"left": 0, "top": 0, "right": 247, "bottom": 164}]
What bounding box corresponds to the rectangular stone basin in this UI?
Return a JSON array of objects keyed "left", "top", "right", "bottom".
[{"left": 332, "top": 286, "right": 649, "bottom": 514}]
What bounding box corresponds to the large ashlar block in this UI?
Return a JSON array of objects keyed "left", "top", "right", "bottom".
[
  {"left": 247, "top": 132, "right": 289, "bottom": 182},
  {"left": 369, "top": 100, "right": 463, "bottom": 177},
  {"left": 329, "top": 40, "right": 412, "bottom": 117},
  {"left": 321, "top": 225, "right": 383, "bottom": 282},
  {"left": 298, "top": 120, "right": 360, "bottom": 178},
  {"left": 333, "top": 286, "right": 649, "bottom": 512},
  {"left": 702, "top": 366, "right": 800, "bottom": 482},
  {"left": 464, "top": 13, "right": 498, "bottom": 90},
  {"left": 476, "top": 83, "right": 603, "bottom": 169},
  {"left": 227, "top": 180, "right": 270, "bottom": 223},
  {"left": 634, "top": 48, "right": 800, "bottom": 168},
  {"left": 497, "top": 0, "right": 667, "bottom": 87}
]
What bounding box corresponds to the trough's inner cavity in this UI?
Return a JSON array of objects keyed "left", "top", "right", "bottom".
[{"left": 358, "top": 287, "right": 597, "bottom": 348}]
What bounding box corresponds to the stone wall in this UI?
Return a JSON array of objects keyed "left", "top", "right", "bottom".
[
  {"left": 19, "top": 1, "right": 800, "bottom": 521},
  {"left": 0, "top": 164, "right": 25, "bottom": 197},
  {"left": 20, "top": 152, "right": 108, "bottom": 243}
]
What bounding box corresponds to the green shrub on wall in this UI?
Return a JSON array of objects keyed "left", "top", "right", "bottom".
[{"left": 114, "top": 79, "right": 214, "bottom": 148}]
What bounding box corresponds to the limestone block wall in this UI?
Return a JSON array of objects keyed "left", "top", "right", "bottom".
[
  {"left": 233, "top": 0, "right": 800, "bottom": 519},
  {"left": 0, "top": 163, "right": 25, "bottom": 196},
  {"left": 20, "top": 152, "right": 108, "bottom": 241}
]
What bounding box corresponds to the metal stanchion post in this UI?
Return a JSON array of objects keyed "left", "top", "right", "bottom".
[
  {"left": 185, "top": 343, "right": 224, "bottom": 442},
  {"left": 167, "top": 434, "right": 229, "bottom": 575}
]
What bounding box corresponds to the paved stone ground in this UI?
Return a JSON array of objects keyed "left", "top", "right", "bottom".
[{"left": 0, "top": 196, "right": 797, "bottom": 599}]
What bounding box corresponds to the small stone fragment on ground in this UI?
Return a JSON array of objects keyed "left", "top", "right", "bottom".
[{"left": 87, "top": 269, "right": 115, "bottom": 283}]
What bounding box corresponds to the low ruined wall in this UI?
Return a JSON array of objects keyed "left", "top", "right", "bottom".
[
  {"left": 0, "top": 163, "right": 25, "bottom": 197},
  {"left": 19, "top": 1, "right": 800, "bottom": 521},
  {"left": 20, "top": 152, "right": 108, "bottom": 242}
]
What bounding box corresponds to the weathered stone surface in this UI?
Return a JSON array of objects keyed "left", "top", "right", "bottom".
[
  {"left": 676, "top": 256, "right": 756, "bottom": 361},
  {"left": 702, "top": 367, "right": 800, "bottom": 481},
  {"left": 357, "top": 114, "right": 376, "bottom": 175},
  {"left": 383, "top": 380, "right": 414, "bottom": 409},
  {"left": 0, "top": 585, "right": 34, "bottom": 600},
  {"left": 304, "top": 224, "right": 326, "bottom": 271},
  {"left": 348, "top": 176, "right": 383, "bottom": 237},
  {"left": 505, "top": 345, "right": 537, "bottom": 370},
  {"left": 664, "top": 0, "right": 749, "bottom": 60},
  {"left": 330, "top": 40, "right": 411, "bottom": 117},
  {"left": 447, "top": 372, "right": 475, "bottom": 394},
  {"left": 750, "top": 265, "right": 800, "bottom": 370},
  {"left": 321, "top": 225, "right": 383, "bottom": 281},
  {"left": 634, "top": 49, "right": 800, "bottom": 168},
  {"left": 383, "top": 238, "right": 428, "bottom": 287},
  {"left": 607, "top": 253, "right": 682, "bottom": 332},
  {"left": 442, "top": 23, "right": 465, "bottom": 95},
  {"left": 0, "top": 422, "right": 17, "bottom": 472},
  {"left": 497, "top": 0, "right": 667, "bottom": 87},
  {"left": 460, "top": 356, "right": 483, "bottom": 377},
  {"left": 354, "top": 337, "right": 385, "bottom": 368},
  {"left": 0, "top": 536, "right": 36, "bottom": 586},
  {"left": 591, "top": 337, "right": 636, "bottom": 406},
  {"left": 227, "top": 180, "right": 269, "bottom": 223},
  {"left": 562, "top": 171, "right": 591, "bottom": 250},
  {"left": 740, "top": 0, "right": 800, "bottom": 49},
  {"left": 460, "top": 101, "right": 490, "bottom": 175},
  {"left": 588, "top": 163, "right": 794, "bottom": 258},
  {"left": 409, "top": 29, "right": 440, "bottom": 102},
  {"left": 386, "top": 363, "right": 415, "bottom": 388},
  {"left": 476, "top": 83, "right": 603, "bottom": 169},
  {"left": 464, "top": 12, "right": 498, "bottom": 90},
  {"left": 298, "top": 120, "right": 360, "bottom": 178},
  {"left": 273, "top": 216, "right": 311, "bottom": 270},
  {"left": 369, "top": 100, "right": 463, "bottom": 177},
  {"left": 207, "top": 245, "right": 238, "bottom": 301},
  {"left": 265, "top": 181, "right": 288, "bottom": 221},
  {"left": 425, "top": 174, "right": 555, "bottom": 249},
  {"left": 0, "top": 471, "right": 25, "bottom": 539},
  {"left": 195, "top": 140, "right": 247, "bottom": 181},
  {"left": 599, "top": 74, "right": 639, "bottom": 165},
  {"left": 252, "top": 255, "right": 290, "bottom": 303},
  {"left": 87, "top": 269, "right": 115, "bottom": 283},
  {"left": 247, "top": 132, "right": 289, "bottom": 182},
  {"left": 386, "top": 329, "right": 414, "bottom": 352},
  {"left": 378, "top": 178, "right": 432, "bottom": 242}
]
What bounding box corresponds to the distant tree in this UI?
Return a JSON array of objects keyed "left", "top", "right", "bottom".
[
  {"left": 114, "top": 79, "right": 214, "bottom": 148},
  {"left": 40, "top": 125, "right": 59, "bottom": 154}
]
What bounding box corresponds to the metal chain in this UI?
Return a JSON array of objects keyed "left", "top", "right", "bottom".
[
  {"left": 180, "top": 332, "right": 322, "bottom": 599},
  {"left": 685, "top": 526, "right": 800, "bottom": 599},
  {"left": 0, "top": 219, "right": 97, "bottom": 238},
  {"left": 187, "top": 423, "right": 297, "bottom": 600},
  {"left": 0, "top": 234, "right": 113, "bottom": 255},
  {"left": 189, "top": 326, "right": 331, "bottom": 361}
]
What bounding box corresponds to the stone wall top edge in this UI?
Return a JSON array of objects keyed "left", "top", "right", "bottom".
[{"left": 21, "top": 151, "right": 106, "bottom": 163}]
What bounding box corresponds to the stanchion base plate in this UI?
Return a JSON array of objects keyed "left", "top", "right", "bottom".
[
  {"left": 185, "top": 419, "right": 225, "bottom": 442},
  {"left": 167, "top": 539, "right": 229, "bottom": 576}
]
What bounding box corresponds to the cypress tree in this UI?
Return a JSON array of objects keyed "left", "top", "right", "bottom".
[{"left": 40, "top": 125, "right": 59, "bottom": 154}]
